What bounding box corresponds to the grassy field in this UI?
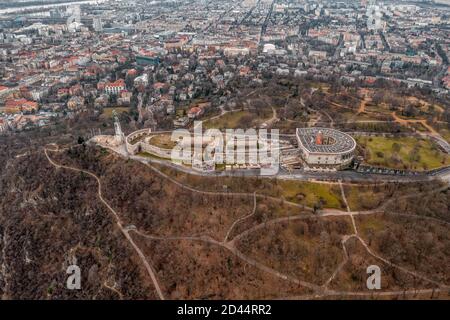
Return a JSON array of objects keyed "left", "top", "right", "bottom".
[
  {"left": 154, "top": 162, "right": 345, "bottom": 210},
  {"left": 338, "top": 110, "right": 383, "bottom": 122},
  {"left": 310, "top": 82, "right": 330, "bottom": 93},
  {"left": 409, "top": 122, "right": 429, "bottom": 132},
  {"left": 149, "top": 134, "right": 177, "bottom": 149},
  {"left": 101, "top": 107, "right": 130, "bottom": 118},
  {"left": 204, "top": 110, "right": 271, "bottom": 129},
  {"left": 356, "top": 136, "right": 450, "bottom": 170},
  {"left": 344, "top": 186, "right": 386, "bottom": 211},
  {"left": 136, "top": 152, "right": 170, "bottom": 160},
  {"left": 277, "top": 180, "right": 344, "bottom": 210},
  {"left": 437, "top": 128, "right": 450, "bottom": 143},
  {"left": 364, "top": 103, "right": 394, "bottom": 115}
]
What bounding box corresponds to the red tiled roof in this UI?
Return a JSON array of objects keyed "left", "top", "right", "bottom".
[
  {"left": 6, "top": 98, "right": 27, "bottom": 107},
  {"left": 105, "top": 79, "right": 126, "bottom": 88},
  {"left": 189, "top": 107, "right": 202, "bottom": 114}
]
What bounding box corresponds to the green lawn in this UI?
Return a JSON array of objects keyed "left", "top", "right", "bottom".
[
  {"left": 101, "top": 107, "right": 130, "bottom": 118},
  {"left": 149, "top": 134, "right": 177, "bottom": 149},
  {"left": 338, "top": 110, "right": 382, "bottom": 121},
  {"left": 278, "top": 180, "right": 344, "bottom": 210},
  {"left": 204, "top": 110, "right": 270, "bottom": 129},
  {"left": 152, "top": 161, "right": 343, "bottom": 210},
  {"left": 356, "top": 136, "right": 450, "bottom": 171},
  {"left": 438, "top": 128, "right": 450, "bottom": 143},
  {"left": 409, "top": 122, "right": 428, "bottom": 132},
  {"left": 310, "top": 82, "right": 330, "bottom": 93}
]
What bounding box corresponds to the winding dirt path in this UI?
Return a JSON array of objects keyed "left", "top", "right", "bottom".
[
  {"left": 391, "top": 111, "right": 440, "bottom": 136},
  {"left": 145, "top": 160, "right": 450, "bottom": 294},
  {"left": 338, "top": 180, "right": 358, "bottom": 234},
  {"left": 43, "top": 145, "right": 450, "bottom": 299},
  {"left": 224, "top": 192, "right": 257, "bottom": 243},
  {"left": 130, "top": 228, "right": 322, "bottom": 292},
  {"left": 44, "top": 148, "right": 165, "bottom": 300},
  {"left": 354, "top": 235, "right": 444, "bottom": 288},
  {"left": 357, "top": 89, "right": 371, "bottom": 114},
  {"left": 144, "top": 162, "right": 315, "bottom": 212},
  {"left": 322, "top": 184, "right": 449, "bottom": 292}
]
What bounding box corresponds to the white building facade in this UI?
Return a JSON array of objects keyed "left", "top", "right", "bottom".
[{"left": 296, "top": 128, "right": 356, "bottom": 170}]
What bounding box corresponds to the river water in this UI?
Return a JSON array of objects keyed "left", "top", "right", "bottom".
[{"left": 0, "top": 0, "right": 109, "bottom": 15}]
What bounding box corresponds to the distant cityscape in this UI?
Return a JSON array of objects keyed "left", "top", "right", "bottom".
[{"left": 0, "top": 0, "right": 449, "bottom": 133}]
